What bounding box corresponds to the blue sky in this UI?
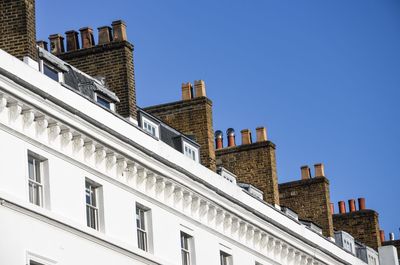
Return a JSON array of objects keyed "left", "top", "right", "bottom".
[{"left": 36, "top": 1, "right": 400, "bottom": 238}]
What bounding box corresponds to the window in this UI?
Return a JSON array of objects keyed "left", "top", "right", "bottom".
[
  {"left": 96, "top": 95, "right": 111, "bottom": 109},
  {"left": 183, "top": 141, "right": 199, "bottom": 162},
  {"left": 141, "top": 116, "right": 159, "bottom": 138},
  {"left": 28, "top": 154, "right": 46, "bottom": 207},
  {"left": 86, "top": 180, "right": 100, "bottom": 230},
  {"left": 181, "top": 232, "right": 194, "bottom": 265},
  {"left": 30, "top": 261, "right": 44, "bottom": 265},
  {"left": 136, "top": 204, "right": 150, "bottom": 251},
  {"left": 220, "top": 251, "right": 233, "bottom": 265},
  {"left": 39, "top": 60, "right": 62, "bottom": 82}
]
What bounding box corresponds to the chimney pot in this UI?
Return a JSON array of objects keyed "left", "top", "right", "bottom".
[
  {"left": 358, "top": 197, "right": 366, "bottom": 210},
  {"left": 112, "top": 20, "right": 127, "bottom": 42},
  {"left": 241, "top": 129, "right": 252, "bottom": 145},
  {"left": 98, "top": 26, "right": 113, "bottom": 45},
  {"left": 348, "top": 199, "right": 356, "bottom": 212},
  {"left": 330, "top": 202, "right": 334, "bottom": 214},
  {"left": 36, "top": 40, "right": 48, "bottom": 51},
  {"left": 215, "top": 130, "right": 223, "bottom": 149},
  {"left": 48, "top": 34, "right": 65, "bottom": 55},
  {"left": 65, "top": 30, "right": 80, "bottom": 51},
  {"left": 79, "top": 27, "right": 95, "bottom": 49},
  {"left": 389, "top": 232, "right": 395, "bottom": 241},
  {"left": 314, "top": 163, "right": 325, "bottom": 177},
  {"left": 194, "top": 80, "right": 206, "bottom": 97},
  {"left": 300, "top": 165, "right": 311, "bottom": 180},
  {"left": 181, "top": 82, "right": 193, "bottom": 100},
  {"left": 256, "top": 127, "right": 268, "bottom": 142},
  {"left": 380, "top": 230, "right": 385, "bottom": 243},
  {"left": 227, "top": 128, "right": 236, "bottom": 147},
  {"left": 338, "top": 201, "right": 346, "bottom": 214}
]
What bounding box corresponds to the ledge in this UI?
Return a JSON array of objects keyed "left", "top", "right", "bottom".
[{"left": 215, "top": 141, "right": 276, "bottom": 155}]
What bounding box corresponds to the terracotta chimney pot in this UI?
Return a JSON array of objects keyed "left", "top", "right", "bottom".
[
  {"left": 215, "top": 130, "right": 223, "bottom": 149},
  {"left": 314, "top": 163, "right": 325, "bottom": 178},
  {"left": 300, "top": 165, "right": 311, "bottom": 180},
  {"left": 358, "top": 198, "right": 366, "bottom": 210},
  {"left": 181, "top": 82, "right": 193, "bottom": 100},
  {"left": 65, "top": 30, "right": 80, "bottom": 51},
  {"left": 227, "top": 128, "right": 235, "bottom": 147},
  {"left": 48, "top": 34, "right": 65, "bottom": 55},
  {"left": 98, "top": 26, "right": 113, "bottom": 45},
  {"left": 112, "top": 20, "right": 127, "bottom": 42},
  {"left": 338, "top": 201, "right": 346, "bottom": 214},
  {"left": 348, "top": 199, "right": 356, "bottom": 212},
  {"left": 79, "top": 27, "right": 95, "bottom": 49},
  {"left": 330, "top": 202, "right": 334, "bottom": 214},
  {"left": 36, "top": 40, "right": 48, "bottom": 51},
  {"left": 380, "top": 230, "right": 385, "bottom": 243},
  {"left": 241, "top": 129, "right": 252, "bottom": 145},
  {"left": 194, "top": 80, "right": 206, "bottom": 97},
  {"left": 256, "top": 127, "right": 268, "bottom": 142}
]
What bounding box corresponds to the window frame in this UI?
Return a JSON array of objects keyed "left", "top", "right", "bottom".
[
  {"left": 220, "top": 251, "right": 233, "bottom": 265},
  {"left": 27, "top": 151, "right": 48, "bottom": 208},
  {"left": 136, "top": 203, "right": 152, "bottom": 252},
  {"left": 39, "top": 59, "right": 64, "bottom": 83},
  {"left": 181, "top": 231, "right": 195, "bottom": 265},
  {"left": 141, "top": 116, "right": 159, "bottom": 138},
  {"left": 26, "top": 252, "right": 56, "bottom": 265},
  {"left": 182, "top": 140, "right": 199, "bottom": 162},
  {"left": 85, "top": 179, "right": 102, "bottom": 231},
  {"left": 94, "top": 93, "right": 115, "bottom": 111}
]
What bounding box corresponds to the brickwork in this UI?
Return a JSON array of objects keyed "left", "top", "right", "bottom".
[
  {"left": 382, "top": 240, "right": 400, "bottom": 260},
  {"left": 333, "top": 210, "right": 381, "bottom": 250},
  {"left": 215, "top": 141, "right": 280, "bottom": 205},
  {"left": 0, "top": 0, "right": 37, "bottom": 60},
  {"left": 58, "top": 41, "right": 136, "bottom": 119},
  {"left": 144, "top": 97, "right": 216, "bottom": 171},
  {"left": 279, "top": 177, "right": 334, "bottom": 237}
]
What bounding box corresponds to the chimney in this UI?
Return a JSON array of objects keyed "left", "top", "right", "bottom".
[
  {"left": 58, "top": 21, "right": 136, "bottom": 119},
  {"left": 338, "top": 201, "right": 346, "bottom": 214},
  {"left": 380, "top": 230, "right": 385, "bottom": 243},
  {"left": 227, "top": 128, "right": 236, "bottom": 147},
  {"left": 215, "top": 130, "right": 223, "bottom": 149},
  {"left": 241, "top": 129, "right": 252, "bottom": 145},
  {"left": 358, "top": 197, "right": 366, "bottom": 210},
  {"left": 36, "top": 41, "right": 48, "bottom": 51},
  {"left": 330, "top": 203, "right": 334, "bottom": 214},
  {"left": 112, "top": 20, "right": 127, "bottom": 42},
  {"left": 65, "top": 30, "right": 80, "bottom": 52},
  {"left": 49, "top": 34, "right": 65, "bottom": 55},
  {"left": 300, "top": 165, "right": 311, "bottom": 180},
  {"left": 194, "top": 80, "right": 206, "bottom": 97},
  {"left": 181, "top": 82, "right": 193, "bottom": 100},
  {"left": 0, "top": 0, "right": 37, "bottom": 60},
  {"left": 256, "top": 127, "right": 268, "bottom": 142},
  {"left": 98, "top": 26, "right": 112, "bottom": 45},
  {"left": 348, "top": 199, "right": 356, "bottom": 212},
  {"left": 79, "top": 27, "right": 95, "bottom": 49},
  {"left": 314, "top": 163, "right": 325, "bottom": 178},
  {"left": 389, "top": 232, "right": 395, "bottom": 241}
]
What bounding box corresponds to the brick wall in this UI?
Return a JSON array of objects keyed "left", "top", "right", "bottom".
[
  {"left": 382, "top": 240, "right": 400, "bottom": 260},
  {"left": 279, "top": 177, "right": 334, "bottom": 237},
  {"left": 144, "top": 97, "right": 216, "bottom": 171},
  {"left": 58, "top": 41, "right": 136, "bottom": 119},
  {"left": 0, "top": 0, "right": 37, "bottom": 60},
  {"left": 333, "top": 210, "right": 381, "bottom": 250},
  {"left": 215, "top": 141, "right": 280, "bottom": 205}
]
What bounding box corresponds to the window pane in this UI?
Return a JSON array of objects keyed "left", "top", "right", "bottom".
[
  {"left": 43, "top": 64, "right": 59, "bottom": 82},
  {"left": 97, "top": 96, "right": 111, "bottom": 109}
]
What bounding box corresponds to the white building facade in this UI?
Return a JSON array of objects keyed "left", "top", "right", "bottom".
[{"left": 0, "top": 45, "right": 393, "bottom": 265}]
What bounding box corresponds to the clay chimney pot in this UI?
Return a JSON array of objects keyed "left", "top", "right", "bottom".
[
  {"left": 48, "top": 34, "right": 65, "bottom": 55},
  {"left": 358, "top": 198, "right": 366, "bottom": 210},
  {"left": 215, "top": 130, "right": 223, "bottom": 149},
  {"left": 227, "top": 128, "right": 236, "bottom": 147},
  {"left": 338, "top": 201, "right": 346, "bottom": 214},
  {"left": 348, "top": 199, "right": 356, "bottom": 212},
  {"left": 98, "top": 26, "right": 113, "bottom": 45},
  {"left": 314, "top": 163, "right": 325, "bottom": 178},
  {"left": 112, "top": 20, "right": 127, "bottom": 42},
  {"left": 181, "top": 82, "right": 193, "bottom": 100},
  {"left": 65, "top": 30, "right": 80, "bottom": 51},
  {"left": 194, "top": 80, "right": 206, "bottom": 98},
  {"left": 300, "top": 165, "right": 311, "bottom": 180},
  {"left": 256, "top": 127, "right": 268, "bottom": 142},
  {"left": 79, "top": 27, "right": 95, "bottom": 49},
  {"left": 241, "top": 129, "right": 252, "bottom": 145}
]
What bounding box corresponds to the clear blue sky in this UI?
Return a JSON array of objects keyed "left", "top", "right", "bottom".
[{"left": 36, "top": 1, "right": 400, "bottom": 238}]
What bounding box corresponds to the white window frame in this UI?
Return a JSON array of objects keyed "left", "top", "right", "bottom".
[
  {"left": 136, "top": 203, "right": 152, "bottom": 252},
  {"left": 85, "top": 179, "right": 103, "bottom": 231},
  {"left": 181, "top": 231, "right": 196, "bottom": 265},
  {"left": 27, "top": 151, "right": 49, "bottom": 208},
  {"left": 39, "top": 60, "right": 64, "bottom": 83},
  {"left": 220, "top": 251, "right": 233, "bottom": 265},
  {"left": 26, "top": 252, "right": 56, "bottom": 265},
  {"left": 141, "top": 116, "right": 159, "bottom": 138},
  {"left": 94, "top": 93, "right": 115, "bottom": 111},
  {"left": 182, "top": 140, "right": 199, "bottom": 162}
]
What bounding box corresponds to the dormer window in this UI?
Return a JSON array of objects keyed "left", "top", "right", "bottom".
[
  {"left": 141, "top": 116, "right": 159, "bottom": 138},
  {"left": 95, "top": 93, "right": 115, "bottom": 111},
  {"left": 183, "top": 140, "right": 199, "bottom": 162},
  {"left": 39, "top": 60, "right": 63, "bottom": 83}
]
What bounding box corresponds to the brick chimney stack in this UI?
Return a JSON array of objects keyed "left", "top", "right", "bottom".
[
  {"left": 0, "top": 0, "right": 38, "bottom": 60},
  {"left": 57, "top": 20, "right": 137, "bottom": 120}
]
